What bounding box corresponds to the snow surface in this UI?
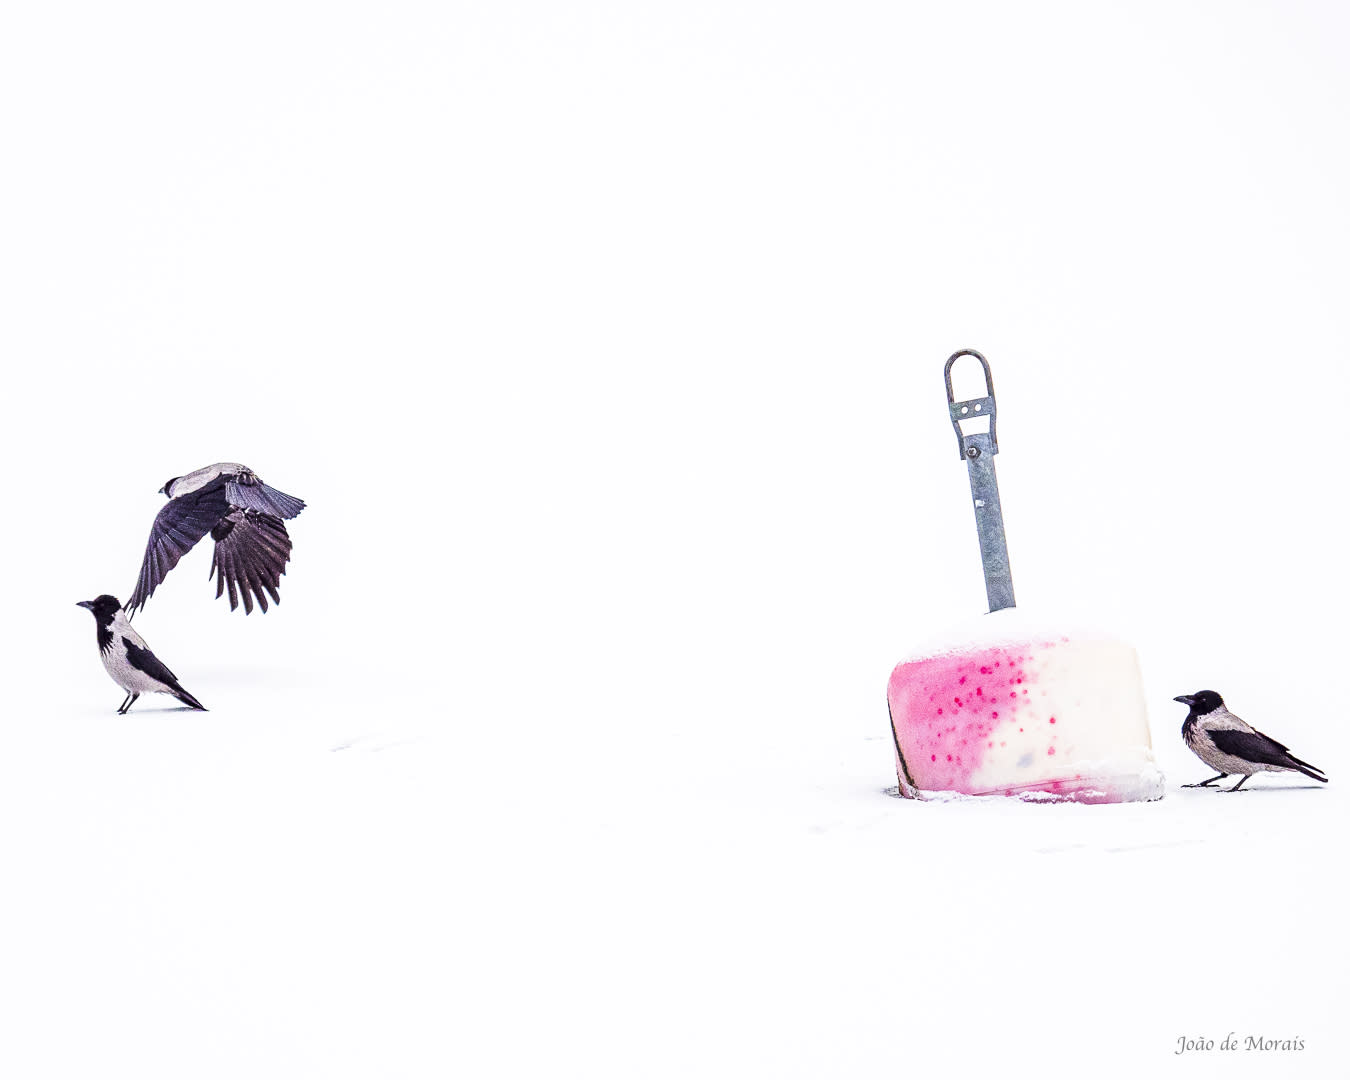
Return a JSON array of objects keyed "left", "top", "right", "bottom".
[
  {"left": 5, "top": 1, "right": 1349, "bottom": 1076},
  {"left": 1, "top": 671, "right": 1341, "bottom": 1078},
  {"left": 892, "top": 604, "right": 1130, "bottom": 661}
]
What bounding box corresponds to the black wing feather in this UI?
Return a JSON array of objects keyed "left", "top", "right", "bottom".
[
  {"left": 210, "top": 510, "right": 292, "bottom": 614},
  {"left": 123, "top": 639, "right": 179, "bottom": 687},
  {"left": 1208, "top": 728, "right": 1299, "bottom": 768},
  {"left": 226, "top": 482, "right": 306, "bottom": 520},
  {"left": 127, "top": 488, "right": 230, "bottom": 615}
]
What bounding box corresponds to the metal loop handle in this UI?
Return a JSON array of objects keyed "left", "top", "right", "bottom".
[{"left": 944, "top": 348, "right": 998, "bottom": 460}]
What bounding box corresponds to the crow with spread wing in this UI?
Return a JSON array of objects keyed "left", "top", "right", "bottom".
[{"left": 127, "top": 463, "right": 306, "bottom": 616}]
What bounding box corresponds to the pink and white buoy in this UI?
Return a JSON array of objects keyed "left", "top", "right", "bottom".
[
  {"left": 886, "top": 351, "right": 1163, "bottom": 803},
  {"left": 888, "top": 612, "right": 1163, "bottom": 803}
]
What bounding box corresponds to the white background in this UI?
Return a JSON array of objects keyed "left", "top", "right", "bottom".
[{"left": 1, "top": 1, "right": 1347, "bottom": 1076}]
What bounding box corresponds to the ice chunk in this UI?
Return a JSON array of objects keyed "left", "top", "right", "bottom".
[{"left": 887, "top": 610, "right": 1163, "bottom": 803}]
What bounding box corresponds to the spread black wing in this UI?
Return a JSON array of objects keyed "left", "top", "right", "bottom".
[
  {"left": 127, "top": 488, "right": 230, "bottom": 615},
  {"left": 226, "top": 481, "right": 306, "bottom": 520},
  {"left": 209, "top": 509, "right": 293, "bottom": 614}
]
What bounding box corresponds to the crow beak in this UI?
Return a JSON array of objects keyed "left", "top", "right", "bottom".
[
  {"left": 76, "top": 600, "right": 94, "bottom": 610},
  {"left": 157, "top": 486, "right": 167, "bottom": 494},
  {"left": 1173, "top": 694, "right": 1195, "bottom": 705}
]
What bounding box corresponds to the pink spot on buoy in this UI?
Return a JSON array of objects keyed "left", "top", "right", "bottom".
[
  {"left": 991, "top": 711, "right": 999, "bottom": 719},
  {"left": 887, "top": 649, "right": 1022, "bottom": 785},
  {"left": 1047, "top": 746, "right": 1056, "bottom": 756},
  {"left": 988, "top": 741, "right": 993, "bottom": 748},
  {"left": 1049, "top": 717, "right": 1056, "bottom": 725}
]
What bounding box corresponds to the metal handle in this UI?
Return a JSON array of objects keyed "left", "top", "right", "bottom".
[
  {"left": 944, "top": 349, "right": 1015, "bottom": 612},
  {"left": 944, "top": 348, "right": 998, "bottom": 460}
]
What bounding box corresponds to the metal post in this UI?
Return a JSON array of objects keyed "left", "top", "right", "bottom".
[{"left": 943, "top": 349, "right": 1016, "bottom": 612}]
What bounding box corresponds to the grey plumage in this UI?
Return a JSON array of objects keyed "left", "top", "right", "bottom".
[
  {"left": 1174, "top": 690, "right": 1326, "bottom": 791},
  {"left": 77, "top": 595, "right": 207, "bottom": 713}
]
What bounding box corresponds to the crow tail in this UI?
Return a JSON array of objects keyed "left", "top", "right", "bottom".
[
  {"left": 1285, "top": 756, "right": 1327, "bottom": 782},
  {"left": 171, "top": 685, "right": 208, "bottom": 711}
]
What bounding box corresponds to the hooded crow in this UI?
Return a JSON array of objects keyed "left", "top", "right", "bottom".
[
  {"left": 77, "top": 595, "right": 207, "bottom": 713},
  {"left": 1174, "top": 690, "right": 1327, "bottom": 791},
  {"left": 127, "top": 463, "right": 306, "bottom": 616}
]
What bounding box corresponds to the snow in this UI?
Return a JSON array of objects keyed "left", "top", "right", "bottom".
[
  {"left": 893, "top": 605, "right": 1128, "bottom": 661},
  {"left": 0, "top": 671, "right": 1340, "bottom": 1077},
  {"left": 4, "top": 1, "right": 1349, "bottom": 1076}
]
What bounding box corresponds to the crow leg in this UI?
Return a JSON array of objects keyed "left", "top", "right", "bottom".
[
  {"left": 1226, "top": 775, "right": 1251, "bottom": 792},
  {"left": 117, "top": 692, "right": 132, "bottom": 714},
  {"left": 1182, "top": 773, "right": 1228, "bottom": 788},
  {"left": 122, "top": 693, "right": 140, "bottom": 715}
]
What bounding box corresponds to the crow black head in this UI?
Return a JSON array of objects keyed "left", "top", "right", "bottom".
[
  {"left": 159, "top": 476, "right": 180, "bottom": 497},
  {"left": 1173, "top": 689, "right": 1224, "bottom": 715},
  {"left": 77, "top": 595, "right": 122, "bottom": 620}
]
